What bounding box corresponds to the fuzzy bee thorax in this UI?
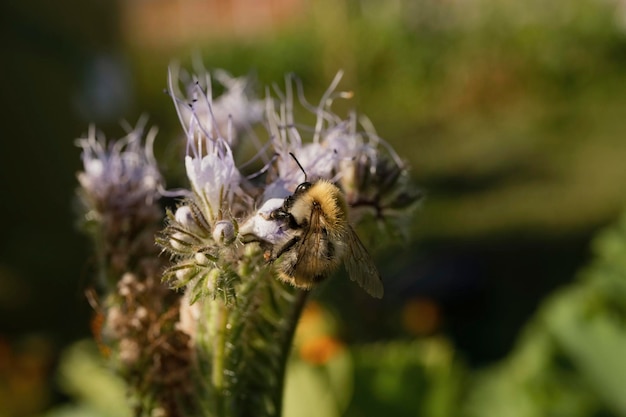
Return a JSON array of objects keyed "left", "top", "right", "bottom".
[{"left": 289, "top": 180, "right": 347, "bottom": 229}]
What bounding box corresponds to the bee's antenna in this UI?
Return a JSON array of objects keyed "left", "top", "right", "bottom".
[{"left": 289, "top": 152, "right": 308, "bottom": 182}]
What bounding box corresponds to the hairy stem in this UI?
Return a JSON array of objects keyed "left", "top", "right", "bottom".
[{"left": 212, "top": 302, "right": 230, "bottom": 415}]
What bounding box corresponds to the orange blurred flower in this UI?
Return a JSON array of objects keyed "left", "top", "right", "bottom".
[{"left": 299, "top": 335, "right": 345, "bottom": 365}]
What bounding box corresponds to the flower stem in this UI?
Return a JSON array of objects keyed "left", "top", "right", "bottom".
[{"left": 212, "top": 302, "right": 229, "bottom": 415}]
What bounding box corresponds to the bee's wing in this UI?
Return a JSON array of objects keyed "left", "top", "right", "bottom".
[
  {"left": 290, "top": 204, "right": 330, "bottom": 287},
  {"left": 345, "top": 226, "right": 384, "bottom": 298}
]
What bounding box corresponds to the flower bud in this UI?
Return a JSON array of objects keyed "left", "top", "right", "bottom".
[
  {"left": 175, "top": 205, "right": 195, "bottom": 228},
  {"left": 212, "top": 220, "right": 236, "bottom": 245},
  {"left": 170, "top": 231, "right": 196, "bottom": 252},
  {"left": 175, "top": 266, "right": 195, "bottom": 282},
  {"left": 175, "top": 205, "right": 210, "bottom": 237},
  {"left": 195, "top": 252, "right": 211, "bottom": 265}
]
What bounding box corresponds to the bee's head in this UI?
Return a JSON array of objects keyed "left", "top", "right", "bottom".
[
  {"left": 294, "top": 181, "right": 312, "bottom": 196},
  {"left": 281, "top": 181, "right": 311, "bottom": 213}
]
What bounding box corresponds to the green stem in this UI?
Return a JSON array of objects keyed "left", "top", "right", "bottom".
[
  {"left": 212, "top": 302, "right": 230, "bottom": 415},
  {"left": 273, "top": 289, "right": 309, "bottom": 416}
]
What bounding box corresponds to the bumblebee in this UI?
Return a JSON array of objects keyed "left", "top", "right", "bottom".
[{"left": 264, "top": 178, "right": 383, "bottom": 298}]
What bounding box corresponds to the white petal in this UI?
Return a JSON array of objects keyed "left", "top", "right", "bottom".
[{"left": 239, "top": 198, "right": 291, "bottom": 245}]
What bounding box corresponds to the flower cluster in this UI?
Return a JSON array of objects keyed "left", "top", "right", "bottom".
[
  {"left": 77, "top": 119, "right": 162, "bottom": 215},
  {"left": 158, "top": 68, "right": 417, "bottom": 302},
  {"left": 76, "top": 120, "right": 166, "bottom": 285},
  {"left": 77, "top": 65, "right": 419, "bottom": 417},
  {"left": 76, "top": 122, "right": 192, "bottom": 417}
]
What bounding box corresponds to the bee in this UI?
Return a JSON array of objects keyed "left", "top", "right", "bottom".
[{"left": 258, "top": 154, "right": 384, "bottom": 298}]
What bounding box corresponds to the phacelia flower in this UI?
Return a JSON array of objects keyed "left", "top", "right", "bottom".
[
  {"left": 76, "top": 116, "right": 193, "bottom": 417},
  {"left": 158, "top": 67, "right": 264, "bottom": 303},
  {"left": 259, "top": 71, "right": 418, "bottom": 222},
  {"left": 262, "top": 72, "right": 352, "bottom": 200},
  {"left": 184, "top": 140, "right": 242, "bottom": 222},
  {"left": 76, "top": 119, "right": 167, "bottom": 282},
  {"left": 211, "top": 69, "right": 264, "bottom": 138},
  {"left": 79, "top": 64, "right": 421, "bottom": 417},
  {"left": 169, "top": 68, "right": 252, "bottom": 224},
  {"left": 238, "top": 197, "right": 293, "bottom": 246},
  {"left": 169, "top": 65, "right": 264, "bottom": 147},
  {"left": 76, "top": 119, "right": 162, "bottom": 213}
]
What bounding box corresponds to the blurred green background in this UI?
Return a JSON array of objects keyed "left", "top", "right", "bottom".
[{"left": 2, "top": 0, "right": 626, "bottom": 415}]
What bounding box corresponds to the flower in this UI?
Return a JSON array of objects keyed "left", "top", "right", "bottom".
[
  {"left": 76, "top": 119, "right": 162, "bottom": 212},
  {"left": 239, "top": 198, "right": 294, "bottom": 245},
  {"left": 169, "top": 66, "right": 263, "bottom": 147},
  {"left": 262, "top": 72, "right": 354, "bottom": 200},
  {"left": 79, "top": 65, "right": 421, "bottom": 417},
  {"left": 299, "top": 335, "right": 345, "bottom": 365},
  {"left": 184, "top": 142, "right": 242, "bottom": 222},
  {"left": 211, "top": 69, "right": 264, "bottom": 138},
  {"left": 257, "top": 70, "right": 420, "bottom": 225},
  {"left": 168, "top": 67, "right": 251, "bottom": 223}
]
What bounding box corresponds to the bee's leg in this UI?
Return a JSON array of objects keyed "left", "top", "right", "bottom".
[
  {"left": 268, "top": 207, "right": 290, "bottom": 220},
  {"left": 269, "top": 209, "right": 301, "bottom": 230},
  {"left": 272, "top": 236, "right": 300, "bottom": 260}
]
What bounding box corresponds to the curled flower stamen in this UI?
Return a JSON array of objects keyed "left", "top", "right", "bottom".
[{"left": 293, "top": 71, "right": 351, "bottom": 142}]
